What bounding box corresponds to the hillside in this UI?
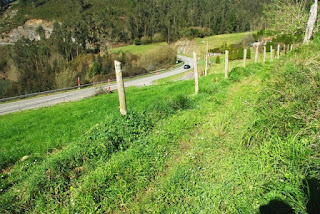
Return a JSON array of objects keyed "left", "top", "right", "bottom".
[
  {"left": 0, "top": 36, "right": 319, "bottom": 213},
  {"left": 1, "top": 0, "right": 268, "bottom": 44}
]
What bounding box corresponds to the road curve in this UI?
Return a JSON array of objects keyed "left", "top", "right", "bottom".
[{"left": 0, "top": 55, "right": 193, "bottom": 115}]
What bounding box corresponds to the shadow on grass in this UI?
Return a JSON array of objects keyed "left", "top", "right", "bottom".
[
  {"left": 259, "top": 178, "right": 320, "bottom": 214},
  {"left": 259, "top": 200, "right": 294, "bottom": 214},
  {"left": 304, "top": 178, "right": 320, "bottom": 214}
]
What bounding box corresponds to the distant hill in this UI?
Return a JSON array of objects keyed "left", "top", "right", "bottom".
[{"left": 0, "top": 0, "right": 269, "bottom": 45}]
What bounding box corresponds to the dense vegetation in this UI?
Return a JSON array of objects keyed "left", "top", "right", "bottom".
[
  {"left": 1, "top": 0, "right": 269, "bottom": 42},
  {"left": 0, "top": 37, "right": 176, "bottom": 98},
  {"left": 0, "top": 31, "right": 254, "bottom": 99},
  {"left": 0, "top": 35, "right": 319, "bottom": 213}
]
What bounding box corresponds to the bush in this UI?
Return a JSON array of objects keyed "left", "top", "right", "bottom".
[
  {"left": 148, "top": 94, "right": 194, "bottom": 118},
  {"left": 228, "top": 46, "right": 246, "bottom": 61},
  {"left": 266, "top": 41, "right": 276, "bottom": 52},
  {"left": 180, "top": 27, "right": 211, "bottom": 39},
  {"left": 215, "top": 55, "right": 221, "bottom": 64},
  {"left": 123, "top": 67, "right": 148, "bottom": 77},
  {"left": 134, "top": 38, "right": 141, "bottom": 46},
  {"left": 141, "top": 36, "right": 151, "bottom": 45},
  {"left": 138, "top": 46, "right": 176, "bottom": 71},
  {"left": 229, "top": 67, "right": 252, "bottom": 82},
  {"left": 242, "top": 34, "right": 255, "bottom": 48},
  {"left": 152, "top": 33, "right": 165, "bottom": 43},
  {"left": 247, "top": 48, "right": 251, "bottom": 59}
]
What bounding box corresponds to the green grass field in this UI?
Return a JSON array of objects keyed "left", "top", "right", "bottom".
[
  {"left": 1, "top": 37, "right": 319, "bottom": 213},
  {"left": 111, "top": 32, "right": 254, "bottom": 56},
  {"left": 111, "top": 42, "right": 168, "bottom": 55},
  {"left": 196, "top": 31, "right": 255, "bottom": 52}
]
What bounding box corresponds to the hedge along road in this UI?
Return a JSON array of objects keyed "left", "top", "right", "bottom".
[{"left": 0, "top": 55, "right": 193, "bottom": 115}]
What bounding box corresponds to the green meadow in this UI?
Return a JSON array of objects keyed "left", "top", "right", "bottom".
[{"left": 0, "top": 37, "right": 319, "bottom": 213}]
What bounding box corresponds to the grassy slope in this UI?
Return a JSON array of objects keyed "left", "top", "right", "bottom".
[
  {"left": 0, "top": 31, "right": 251, "bottom": 169},
  {"left": 196, "top": 31, "right": 255, "bottom": 52},
  {"left": 111, "top": 31, "right": 253, "bottom": 56},
  {"left": 111, "top": 42, "right": 168, "bottom": 55},
  {"left": 1, "top": 38, "right": 320, "bottom": 213}
]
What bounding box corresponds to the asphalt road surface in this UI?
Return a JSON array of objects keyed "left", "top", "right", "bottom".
[{"left": 0, "top": 55, "right": 193, "bottom": 115}]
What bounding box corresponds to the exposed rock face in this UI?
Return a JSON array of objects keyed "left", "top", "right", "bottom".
[{"left": 0, "top": 19, "right": 54, "bottom": 43}]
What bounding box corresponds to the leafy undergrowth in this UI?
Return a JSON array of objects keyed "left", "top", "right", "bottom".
[{"left": 1, "top": 39, "right": 320, "bottom": 213}]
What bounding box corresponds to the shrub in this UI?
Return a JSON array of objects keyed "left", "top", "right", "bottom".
[
  {"left": 152, "top": 33, "right": 165, "bottom": 43},
  {"left": 138, "top": 46, "right": 176, "bottom": 71},
  {"left": 242, "top": 34, "right": 255, "bottom": 47},
  {"left": 134, "top": 38, "right": 141, "bottom": 46},
  {"left": 247, "top": 48, "right": 251, "bottom": 59},
  {"left": 266, "top": 41, "right": 276, "bottom": 52},
  {"left": 140, "top": 36, "right": 151, "bottom": 45},
  {"left": 148, "top": 94, "right": 194, "bottom": 118},
  {"left": 215, "top": 55, "right": 221, "bottom": 64},
  {"left": 229, "top": 67, "right": 252, "bottom": 82}
]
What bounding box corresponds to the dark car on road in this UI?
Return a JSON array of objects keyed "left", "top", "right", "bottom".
[{"left": 184, "top": 64, "right": 191, "bottom": 69}]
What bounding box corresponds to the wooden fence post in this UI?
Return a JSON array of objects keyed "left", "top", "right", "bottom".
[
  {"left": 277, "top": 44, "right": 280, "bottom": 59},
  {"left": 225, "top": 50, "right": 229, "bottom": 79},
  {"left": 193, "top": 52, "right": 199, "bottom": 95},
  {"left": 270, "top": 46, "right": 273, "bottom": 62},
  {"left": 255, "top": 45, "right": 259, "bottom": 63},
  {"left": 114, "top": 60, "right": 127, "bottom": 115},
  {"left": 243, "top": 48, "right": 247, "bottom": 67},
  {"left": 263, "top": 46, "right": 266, "bottom": 64}
]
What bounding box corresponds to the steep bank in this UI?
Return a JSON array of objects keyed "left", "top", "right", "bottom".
[{"left": 0, "top": 38, "right": 319, "bottom": 213}]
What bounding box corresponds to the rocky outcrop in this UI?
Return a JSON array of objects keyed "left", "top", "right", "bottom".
[{"left": 0, "top": 19, "right": 54, "bottom": 43}]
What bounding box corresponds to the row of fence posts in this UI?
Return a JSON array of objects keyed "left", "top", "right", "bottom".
[
  {"left": 104, "top": 43, "right": 297, "bottom": 115},
  {"left": 224, "top": 43, "right": 295, "bottom": 80}
]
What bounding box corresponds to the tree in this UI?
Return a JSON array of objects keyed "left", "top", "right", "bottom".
[{"left": 264, "top": 0, "right": 309, "bottom": 42}]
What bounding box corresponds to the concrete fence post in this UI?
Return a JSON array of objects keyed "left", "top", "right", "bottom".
[
  {"left": 225, "top": 50, "right": 229, "bottom": 79},
  {"left": 277, "top": 44, "right": 280, "bottom": 59},
  {"left": 193, "top": 52, "right": 199, "bottom": 95},
  {"left": 255, "top": 45, "right": 259, "bottom": 63},
  {"left": 263, "top": 46, "right": 266, "bottom": 64},
  {"left": 270, "top": 46, "right": 273, "bottom": 62},
  {"left": 114, "top": 60, "right": 127, "bottom": 115},
  {"left": 205, "top": 42, "right": 208, "bottom": 76},
  {"left": 243, "top": 48, "right": 247, "bottom": 67}
]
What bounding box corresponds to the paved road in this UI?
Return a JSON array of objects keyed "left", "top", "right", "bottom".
[
  {"left": 0, "top": 43, "right": 14, "bottom": 46},
  {"left": 0, "top": 55, "right": 193, "bottom": 115}
]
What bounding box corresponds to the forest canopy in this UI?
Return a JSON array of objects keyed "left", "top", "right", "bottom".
[{"left": 1, "top": 0, "right": 270, "bottom": 44}]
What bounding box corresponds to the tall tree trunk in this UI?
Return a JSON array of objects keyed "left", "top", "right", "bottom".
[{"left": 304, "top": 0, "right": 318, "bottom": 44}]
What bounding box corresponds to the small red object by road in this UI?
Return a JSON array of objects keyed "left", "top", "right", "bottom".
[{"left": 108, "top": 79, "right": 111, "bottom": 93}]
